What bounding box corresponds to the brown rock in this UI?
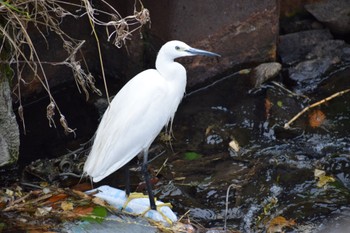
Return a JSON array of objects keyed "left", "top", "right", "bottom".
[
  {"left": 13, "top": 1, "right": 279, "bottom": 97},
  {"left": 143, "top": 0, "right": 279, "bottom": 88}
]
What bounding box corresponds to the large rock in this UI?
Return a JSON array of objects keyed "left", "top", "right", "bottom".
[
  {"left": 15, "top": 0, "right": 279, "bottom": 98},
  {"left": 280, "top": 0, "right": 323, "bottom": 17},
  {"left": 0, "top": 78, "right": 20, "bottom": 167},
  {"left": 305, "top": 0, "right": 350, "bottom": 35},
  {"left": 279, "top": 28, "right": 350, "bottom": 94},
  {"left": 278, "top": 29, "right": 333, "bottom": 65},
  {"left": 142, "top": 0, "right": 279, "bottom": 88}
]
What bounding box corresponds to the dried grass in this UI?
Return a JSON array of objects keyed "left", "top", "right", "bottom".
[{"left": 0, "top": 0, "right": 150, "bottom": 134}]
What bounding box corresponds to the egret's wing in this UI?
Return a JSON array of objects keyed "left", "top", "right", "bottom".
[{"left": 84, "top": 69, "right": 171, "bottom": 182}]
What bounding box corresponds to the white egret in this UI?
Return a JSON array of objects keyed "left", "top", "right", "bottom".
[{"left": 84, "top": 40, "right": 220, "bottom": 209}]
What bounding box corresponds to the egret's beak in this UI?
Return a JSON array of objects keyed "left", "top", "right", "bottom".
[{"left": 186, "top": 47, "right": 221, "bottom": 57}]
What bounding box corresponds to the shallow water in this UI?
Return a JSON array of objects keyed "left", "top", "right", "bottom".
[
  {"left": 149, "top": 66, "right": 350, "bottom": 232},
  {"left": 2, "top": 65, "right": 350, "bottom": 232}
]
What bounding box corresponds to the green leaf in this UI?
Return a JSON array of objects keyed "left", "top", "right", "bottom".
[
  {"left": 81, "top": 206, "right": 108, "bottom": 223},
  {"left": 184, "top": 152, "right": 201, "bottom": 160},
  {"left": 277, "top": 100, "right": 283, "bottom": 107}
]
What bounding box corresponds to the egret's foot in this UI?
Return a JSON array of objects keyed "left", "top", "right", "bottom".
[
  {"left": 141, "top": 202, "right": 174, "bottom": 225},
  {"left": 122, "top": 192, "right": 175, "bottom": 224},
  {"left": 122, "top": 192, "right": 149, "bottom": 210}
]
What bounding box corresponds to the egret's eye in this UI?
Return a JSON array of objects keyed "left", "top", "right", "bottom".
[{"left": 175, "top": 46, "right": 180, "bottom": 50}]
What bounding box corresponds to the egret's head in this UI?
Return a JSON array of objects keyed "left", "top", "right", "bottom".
[{"left": 159, "top": 40, "right": 220, "bottom": 60}]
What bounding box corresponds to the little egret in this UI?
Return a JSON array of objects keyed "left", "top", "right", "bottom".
[{"left": 84, "top": 40, "right": 220, "bottom": 210}]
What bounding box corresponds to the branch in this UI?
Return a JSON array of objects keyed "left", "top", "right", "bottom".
[{"left": 284, "top": 88, "right": 350, "bottom": 129}]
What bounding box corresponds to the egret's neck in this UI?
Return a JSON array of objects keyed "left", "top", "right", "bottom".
[{"left": 156, "top": 55, "right": 186, "bottom": 81}]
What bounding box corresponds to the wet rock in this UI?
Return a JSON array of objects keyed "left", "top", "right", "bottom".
[
  {"left": 307, "top": 39, "right": 348, "bottom": 59},
  {"left": 317, "top": 66, "right": 350, "bottom": 97},
  {"left": 290, "top": 38, "right": 350, "bottom": 92},
  {"left": 279, "top": 27, "right": 350, "bottom": 94},
  {"left": 288, "top": 57, "right": 334, "bottom": 92},
  {"left": 0, "top": 79, "right": 19, "bottom": 167},
  {"left": 305, "top": 0, "right": 350, "bottom": 35},
  {"left": 265, "top": 85, "right": 303, "bottom": 127},
  {"left": 321, "top": 154, "right": 350, "bottom": 190},
  {"left": 287, "top": 39, "right": 350, "bottom": 93},
  {"left": 252, "top": 62, "right": 282, "bottom": 88},
  {"left": 278, "top": 29, "right": 333, "bottom": 65}
]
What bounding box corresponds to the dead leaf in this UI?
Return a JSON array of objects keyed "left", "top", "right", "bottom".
[
  {"left": 61, "top": 201, "right": 74, "bottom": 211},
  {"left": 229, "top": 139, "right": 240, "bottom": 152},
  {"left": 309, "top": 109, "right": 326, "bottom": 128},
  {"left": 239, "top": 68, "right": 251, "bottom": 74},
  {"left": 47, "top": 193, "right": 68, "bottom": 204},
  {"left": 174, "top": 176, "right": 186, "bottom": 181},
  {"left": 34, "top": 207, "right": 52, "bottom": 217},
  {"left": 71, "top": 183, "right": 93, "bottom": 192},
  {"left": 314, "top": 168, "right": 335, "bottom": 188},
  {"left": 265, "top": 98, "right": 272, "bottom": 118},
  {"left": 205, "top": 125, "right": 214, "bottom": 136},
  {"left": 159, "top": 132, "right": 172, "bottom": 143},
  {"left": 267, "top": 216, "right": 296, "bottom": 233},
  {"left": 73, "top": 206, "right": 94, "bottom": 216},
  {"left": 72, "top": 189, "right": 91, "bottom": 200},
  {"left": 91, "top": 197, "right": 107, "bottom": 207}
]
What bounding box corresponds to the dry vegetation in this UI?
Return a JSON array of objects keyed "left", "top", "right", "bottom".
[{"left": 0, "top": 0, "right": 150, "bottom": 134}]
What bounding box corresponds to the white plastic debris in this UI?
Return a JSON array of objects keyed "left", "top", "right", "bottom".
[{"left": 86, "top": 185, "right": 177, "bottom": 225}]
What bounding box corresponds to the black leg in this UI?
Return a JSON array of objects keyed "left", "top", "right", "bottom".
[
  {"left": 142, "top": 150, "right": 156, "bottom": 210},
  {"left": 142, "top": 163, "right": 156, "bottom": 210},
  {"left": 124, "top": 165, "right": 130, "bottom": 196}
]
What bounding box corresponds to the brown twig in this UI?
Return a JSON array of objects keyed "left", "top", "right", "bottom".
[{"left": 284, "top": 88, "right": 350, "bottom": 129}]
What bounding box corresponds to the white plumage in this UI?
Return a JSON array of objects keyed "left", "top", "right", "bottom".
[{"left": 84, "top": 40, "right": 219, "bottom": 183}]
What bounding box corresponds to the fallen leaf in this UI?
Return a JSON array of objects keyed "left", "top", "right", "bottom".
[
  {"left": 267, "top": 216, "right": 296, "bottom": 233},
  {"left": 184, "top": 152, "right": 202, "bottom": 160},
  {"left": 34, "top": 207, "right": 52, "bottom": 217},
  {"left": 309, "top": 109, "right": 326, "bottom": 128},
  {"left": 81, "top": 206, "right": 108, "bottom": 223},
  {"left": 205, "top": 125, "right": 214, "bottom": 136},
  {"left": 277, "top": 100, "right": 283, "bottom": 108},
  {"left": 265, "top": 98, "right": 272, "bottom": 118},
  {"left": 47, "top": 193, "right": 67, "bottom": 204},
  {"left": 71, "top": 183, "right": 93, "bottom": 192},
  {"left": 229, "top": 139, "right": 240, "bottom": 152},
  {"left": 159, "top": 132, "right": 172, "bottom": 143},
  {"left": 61, "top": 201, "right": 74, "bottom": 211},
  {"left": 5, "top": 189, "right": 14, "bottom": 196},
  {"left": 173, "top": 176, "right": 186, "bottom": 181},
  {"left": 73, "top": 206, "right": 94, "bottom": 216},
  {"left": 239, "top": 68, "right": 251, "bottom": 74},
  {"left": 72, "top": 189, "right": 91, "bottom": 200},
  {"left": 91, "top": 197, "right": 106, "bottom": 207},
  {"left": 314, "top": 168, "right": 335, "bottom": 188},
  {"left": 314, "top": 168, "right": 325, "bottom": 178}
]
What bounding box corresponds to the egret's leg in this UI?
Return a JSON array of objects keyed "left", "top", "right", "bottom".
[
  {"left": 142, "top": 150, "right": 156, "bottom": 210},
  {"left": 124, "top": 165, "right": 130, "bottom": 196}
]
